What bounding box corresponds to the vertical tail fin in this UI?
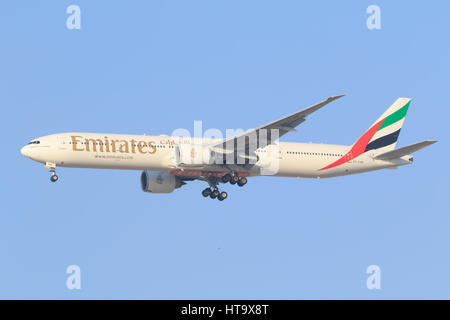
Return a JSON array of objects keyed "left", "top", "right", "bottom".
[
  {"left": 351, "top": 97, "right": 411, "bottom": 155},
  {"left": 319, "top": 98, "right": 411, "bottom": 171},
  {"left": 362, "top": 97, "right": 410, "bottom": 154}
]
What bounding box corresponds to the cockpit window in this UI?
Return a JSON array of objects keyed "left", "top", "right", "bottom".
[{"left": 27, "top": 141, "right": 40, "bottom": 145}]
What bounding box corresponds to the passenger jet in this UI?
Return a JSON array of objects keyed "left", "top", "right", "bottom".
[{"left": 20, "top": 95, "right": 436, "bottom": 201}]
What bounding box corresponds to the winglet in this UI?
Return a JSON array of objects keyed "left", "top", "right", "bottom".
[{"left": 328, "top": 94, "right": 346, "bottom": 101}]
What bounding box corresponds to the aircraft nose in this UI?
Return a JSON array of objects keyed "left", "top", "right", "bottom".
[{"left": 21, "top": 146, "right": 30, "bottom": 157}]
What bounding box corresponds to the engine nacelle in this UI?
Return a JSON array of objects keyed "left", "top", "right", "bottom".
[
  {"left": 140, "top": 171, "right": 184, "bottom": 193},
  {"left": 173, "top": 144, "right": 214, "bottom": 167}
]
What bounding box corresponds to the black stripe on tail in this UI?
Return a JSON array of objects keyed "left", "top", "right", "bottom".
[{"left": 365, "top": 129, "right": 401, "bottom": 152}]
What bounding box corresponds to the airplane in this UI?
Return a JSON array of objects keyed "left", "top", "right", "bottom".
[{"left": 20, "top": 95, "right": 436, "bottom": 201}]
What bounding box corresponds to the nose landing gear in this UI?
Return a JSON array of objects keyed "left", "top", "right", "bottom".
[{"left": 45, "top": 162, "right": 59, "bottom": 183}]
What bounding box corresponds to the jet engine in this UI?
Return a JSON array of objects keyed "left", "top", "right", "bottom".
[{"left": 140, "top": 171, "right": 185, "bottom": 193}]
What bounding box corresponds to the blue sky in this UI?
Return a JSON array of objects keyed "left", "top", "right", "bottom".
[{"left": 0, "top": 1, "right": 449, "bottom": 299}]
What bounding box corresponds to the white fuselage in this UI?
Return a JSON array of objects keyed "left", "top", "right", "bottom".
[{"left": 20, "top": 132, "right": 411, "bottom": 179}]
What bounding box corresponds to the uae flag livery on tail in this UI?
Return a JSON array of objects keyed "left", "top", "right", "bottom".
[{"left": 319, "top": 98, "right": 410, "bottom": 171}]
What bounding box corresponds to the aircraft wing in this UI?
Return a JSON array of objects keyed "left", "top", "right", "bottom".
[{"left": 210, "top": 94, "right": 345, "bottom": 152}]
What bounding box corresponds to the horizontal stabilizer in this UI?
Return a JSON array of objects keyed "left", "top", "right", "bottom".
[{"left": 375, "top": 140, "right": 437, "bottom": 160}]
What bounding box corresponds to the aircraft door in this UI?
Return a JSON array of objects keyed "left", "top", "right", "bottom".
[{"left": 57, "top": 136, "right": 68, "bottom": 150}]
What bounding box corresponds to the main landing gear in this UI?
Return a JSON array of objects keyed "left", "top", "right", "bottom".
[
  {"left": 45, "top": 162, "right": 59, "bottom": 183},
  {"left": 202, "top": 187, "right": 228, "bottom": 201},
  {"left": 201, "top": 172, "right": 248, "bottom": 200},
  {"left": 221, "top": 173, "right": 247, "bottom": 187}
]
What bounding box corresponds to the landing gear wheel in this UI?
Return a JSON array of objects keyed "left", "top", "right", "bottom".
[
  {"left": 202, "top": 188, "right": 212, "bottom": 197},
  {"left": 218, "top": 191, "right": 228, "bottom": 201},
  {"left": 221, "top": 174, "right": 232, "bottom": 183},
  {"left": 230, "top": 175, "right": 239, "bottom": 185},
  {"left": 50, "top": 175, "right": 59, "bottom": 183},
  {"left": 210, "top": 189, "right": 220, "bottom": 199},
  {"left": 237, "top": 177, "right": 247, "bottom": 187}
]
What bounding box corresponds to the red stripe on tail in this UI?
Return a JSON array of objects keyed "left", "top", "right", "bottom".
[{"left": 318, "top": 118, "right": 384, "bottom": 171}]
